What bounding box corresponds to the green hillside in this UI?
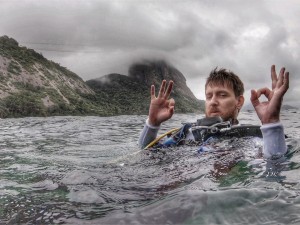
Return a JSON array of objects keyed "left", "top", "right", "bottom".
[{"left": 0, "top": 35, "right": 204, "bottom": 118}]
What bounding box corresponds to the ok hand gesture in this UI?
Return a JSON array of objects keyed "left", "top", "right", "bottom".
[
  {"left": 250, "top": 65, "right": 289, "bottom": 124},
  {"left": 148, "top": 80, "right": 175, "bottom": 126}
]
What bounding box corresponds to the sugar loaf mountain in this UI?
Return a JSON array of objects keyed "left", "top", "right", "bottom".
[{"left": 0, "top": 36, "right": 204, "bottom": 118}]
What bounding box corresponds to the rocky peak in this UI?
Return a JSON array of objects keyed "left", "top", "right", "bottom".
[{"left": 128, "top": 60, "right": 196, "bottom": 99}]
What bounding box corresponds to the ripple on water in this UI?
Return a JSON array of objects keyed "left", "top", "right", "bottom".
[{"left": 0, "top": 113, "right": 299, "bottom": 224}]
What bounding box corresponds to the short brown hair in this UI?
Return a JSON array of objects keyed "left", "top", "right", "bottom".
[{"left": 205, "top": 67, "right": 244, "bottom": 97}]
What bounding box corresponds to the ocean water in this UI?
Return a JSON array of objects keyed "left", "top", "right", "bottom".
[{"left": 0, "top": 110, "right": 300, "bottom": 224}]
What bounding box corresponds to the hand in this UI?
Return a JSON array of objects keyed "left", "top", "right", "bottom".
[
  {"left": 148, "top": 80, "right": 175, "bottom": 126},
  {"left": 250, "top": 65, "right": 289, "bottom": 124}
]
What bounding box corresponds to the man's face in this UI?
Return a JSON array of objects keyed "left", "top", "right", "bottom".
[{"left": 205, "top": 83, "right": 243, "bottom": 121}]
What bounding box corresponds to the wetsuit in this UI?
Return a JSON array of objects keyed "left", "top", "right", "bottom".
[{"left": 138, "top": 118, "right": 287, "bottom": 159}]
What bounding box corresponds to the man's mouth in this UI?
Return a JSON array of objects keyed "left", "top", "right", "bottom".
[
  {"left": 210, "top": 109, "right": 220, "bottom": 114},
  {"left": 209, "top": 109, "right": 222, "bottom": 117}
]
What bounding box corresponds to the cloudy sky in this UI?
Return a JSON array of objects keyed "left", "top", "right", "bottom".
[{"left": 0, "top": 0, "right": 299, "bottom": 107}]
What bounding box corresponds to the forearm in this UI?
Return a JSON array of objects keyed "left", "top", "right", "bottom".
[
  {"left": 138, "top": 118, "right": 160, "bottom": 149},
  {"left": 260, "top": 122, "right": 287, "bottom": 159}
]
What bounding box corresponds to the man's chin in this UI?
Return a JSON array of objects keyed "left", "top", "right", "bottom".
[{"left": 208, "top": 113, "right": 222, "bottom": 117}]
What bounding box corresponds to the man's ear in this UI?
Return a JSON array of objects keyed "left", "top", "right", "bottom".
[{"left": 237, "top": 95, "right": 245, "bottom": 109}]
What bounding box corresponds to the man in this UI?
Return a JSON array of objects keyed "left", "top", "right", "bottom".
[{"left": 138, "top": 65, "right": 289, "bottom": 159}]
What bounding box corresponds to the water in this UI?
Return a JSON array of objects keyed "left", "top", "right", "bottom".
[{"left": 0, "top": 111, "right": 299, "bottom": 224}]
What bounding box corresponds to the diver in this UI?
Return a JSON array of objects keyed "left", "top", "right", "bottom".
[{"left": 138, "top": 65, "right": 289, "bottom": 159}]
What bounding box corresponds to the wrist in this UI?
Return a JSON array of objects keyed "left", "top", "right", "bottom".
[
  {"left": 148, "top": 116, "right": 161, "bottom": 127},
  {"left": 261, "top": 118, "right": 280, "bottom": 125},
  {"left": 146, "top": 118, "right": 161, "bottom": 129},
  {"left": 261, "top": 121, "right": 282, "bottom": 128},
  {"left": 260, "top": 114, "right": 280, "bottom": 125}
]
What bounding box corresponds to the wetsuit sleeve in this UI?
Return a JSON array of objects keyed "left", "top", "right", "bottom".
[
  {"left": 138, "top": 118, "right": 160, "bottom": 149},
  {"left": 260, "top": 122, "right": 287, "bottom": 159}
]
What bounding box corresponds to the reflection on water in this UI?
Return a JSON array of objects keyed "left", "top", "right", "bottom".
[{"left": 0, "top": 111, "right": 299, "bottom": 224}]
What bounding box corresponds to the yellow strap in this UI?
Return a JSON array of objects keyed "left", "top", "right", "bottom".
[{"left": 144, "top": 128, "right": 180, "bottom": 150}]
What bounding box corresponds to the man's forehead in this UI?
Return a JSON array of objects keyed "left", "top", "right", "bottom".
[{"left": 205, "top": 82, "right": 234, "bottom": 92}]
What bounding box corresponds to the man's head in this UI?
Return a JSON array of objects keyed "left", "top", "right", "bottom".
[{"left": 205, "top": 68, "right": 245, "bottom": 123}]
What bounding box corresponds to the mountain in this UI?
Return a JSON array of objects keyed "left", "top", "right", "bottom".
[
  {"left": 86, "top": 60, "right": 205, "bottom": 114},
  {"left": 0, "top": 35, "right": 103, "bottom": 117},
  {"left": 0, "top": 35, "right": 204, "bottom": 117},
  {"left": 128, "top": 60, "right": 196, "bottom": 99}
]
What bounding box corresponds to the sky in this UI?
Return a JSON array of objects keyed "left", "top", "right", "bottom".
[{"left": 0, "top": 0, "right": 299, "bottom": 107}]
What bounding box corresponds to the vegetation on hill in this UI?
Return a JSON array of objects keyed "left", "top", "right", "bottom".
[
  {"left": 0, "top": 35, "right": 100, "bottom": 117},
  {"left": 0, "top": 35, "right": 204, "bottom": 118},
  {"left": 86, "top": 61, "right": 205, "bottom": 115}
]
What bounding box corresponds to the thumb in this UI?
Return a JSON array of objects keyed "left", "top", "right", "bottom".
[{"left": 250, "top": 89, "right": 260, "bottom": 108}]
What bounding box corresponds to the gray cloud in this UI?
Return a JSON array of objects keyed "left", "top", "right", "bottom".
[{"left": 0, "top": 0, "right": 299, "bottom": 107}]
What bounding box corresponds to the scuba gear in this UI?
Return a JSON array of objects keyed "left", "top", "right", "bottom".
[
  {"left": 144, "top": 117, "right": 262, "bottom": 150},
  {"left": 144, "top": 128, "right": 180, "bottom": 149}
]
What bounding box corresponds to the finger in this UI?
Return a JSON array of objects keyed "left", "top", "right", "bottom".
[
  {"left": 250, "top": 89, "right": 260, "bottom": 108},
  {"left": 168, "top": 99, "right": 175, "bottom": 115},
  {"left": 276, "top": 67, "right": 285, "bottom": 89},
  {"left": 284, "top": 71, "right": 289, "bottom": 89},
  {"left": 158, "top": 80, "right": 166, "bottom": 97},
  {"left": 281, "top": 71, "right": 289, "bottom": 94},
  {"left": 257, "top": 87, "right": 273, "bottom": 101},
  {"left": 169, "top": 98, "right": 175, "bottom": 107},
  {"left": 164, "top": 80, "right": 174, "bottom": 99},
  {"left": 271, "top": 65, "right": 277, "bottom": 90},
  {"left": 151, "top": 85, "right": 155, "bottom": 100},
  {"left": 169, "top": 106, "right": 174, "bottom": 116}
]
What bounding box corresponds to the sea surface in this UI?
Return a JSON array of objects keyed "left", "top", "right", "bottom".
[{"left": 0, "top": 110, "right": 300, "bottom": 224}]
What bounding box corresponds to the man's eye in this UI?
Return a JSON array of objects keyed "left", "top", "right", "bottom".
[
  {"left": 220, "top": 93, "right": 227, "bottom": 97},
  {"left": 206, "top": 95, "right": 212, "bottom": 100}
]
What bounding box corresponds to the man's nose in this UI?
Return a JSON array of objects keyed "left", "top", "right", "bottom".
[{"left": 210, "top": 95, "right": 218, "bottom": 105}]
